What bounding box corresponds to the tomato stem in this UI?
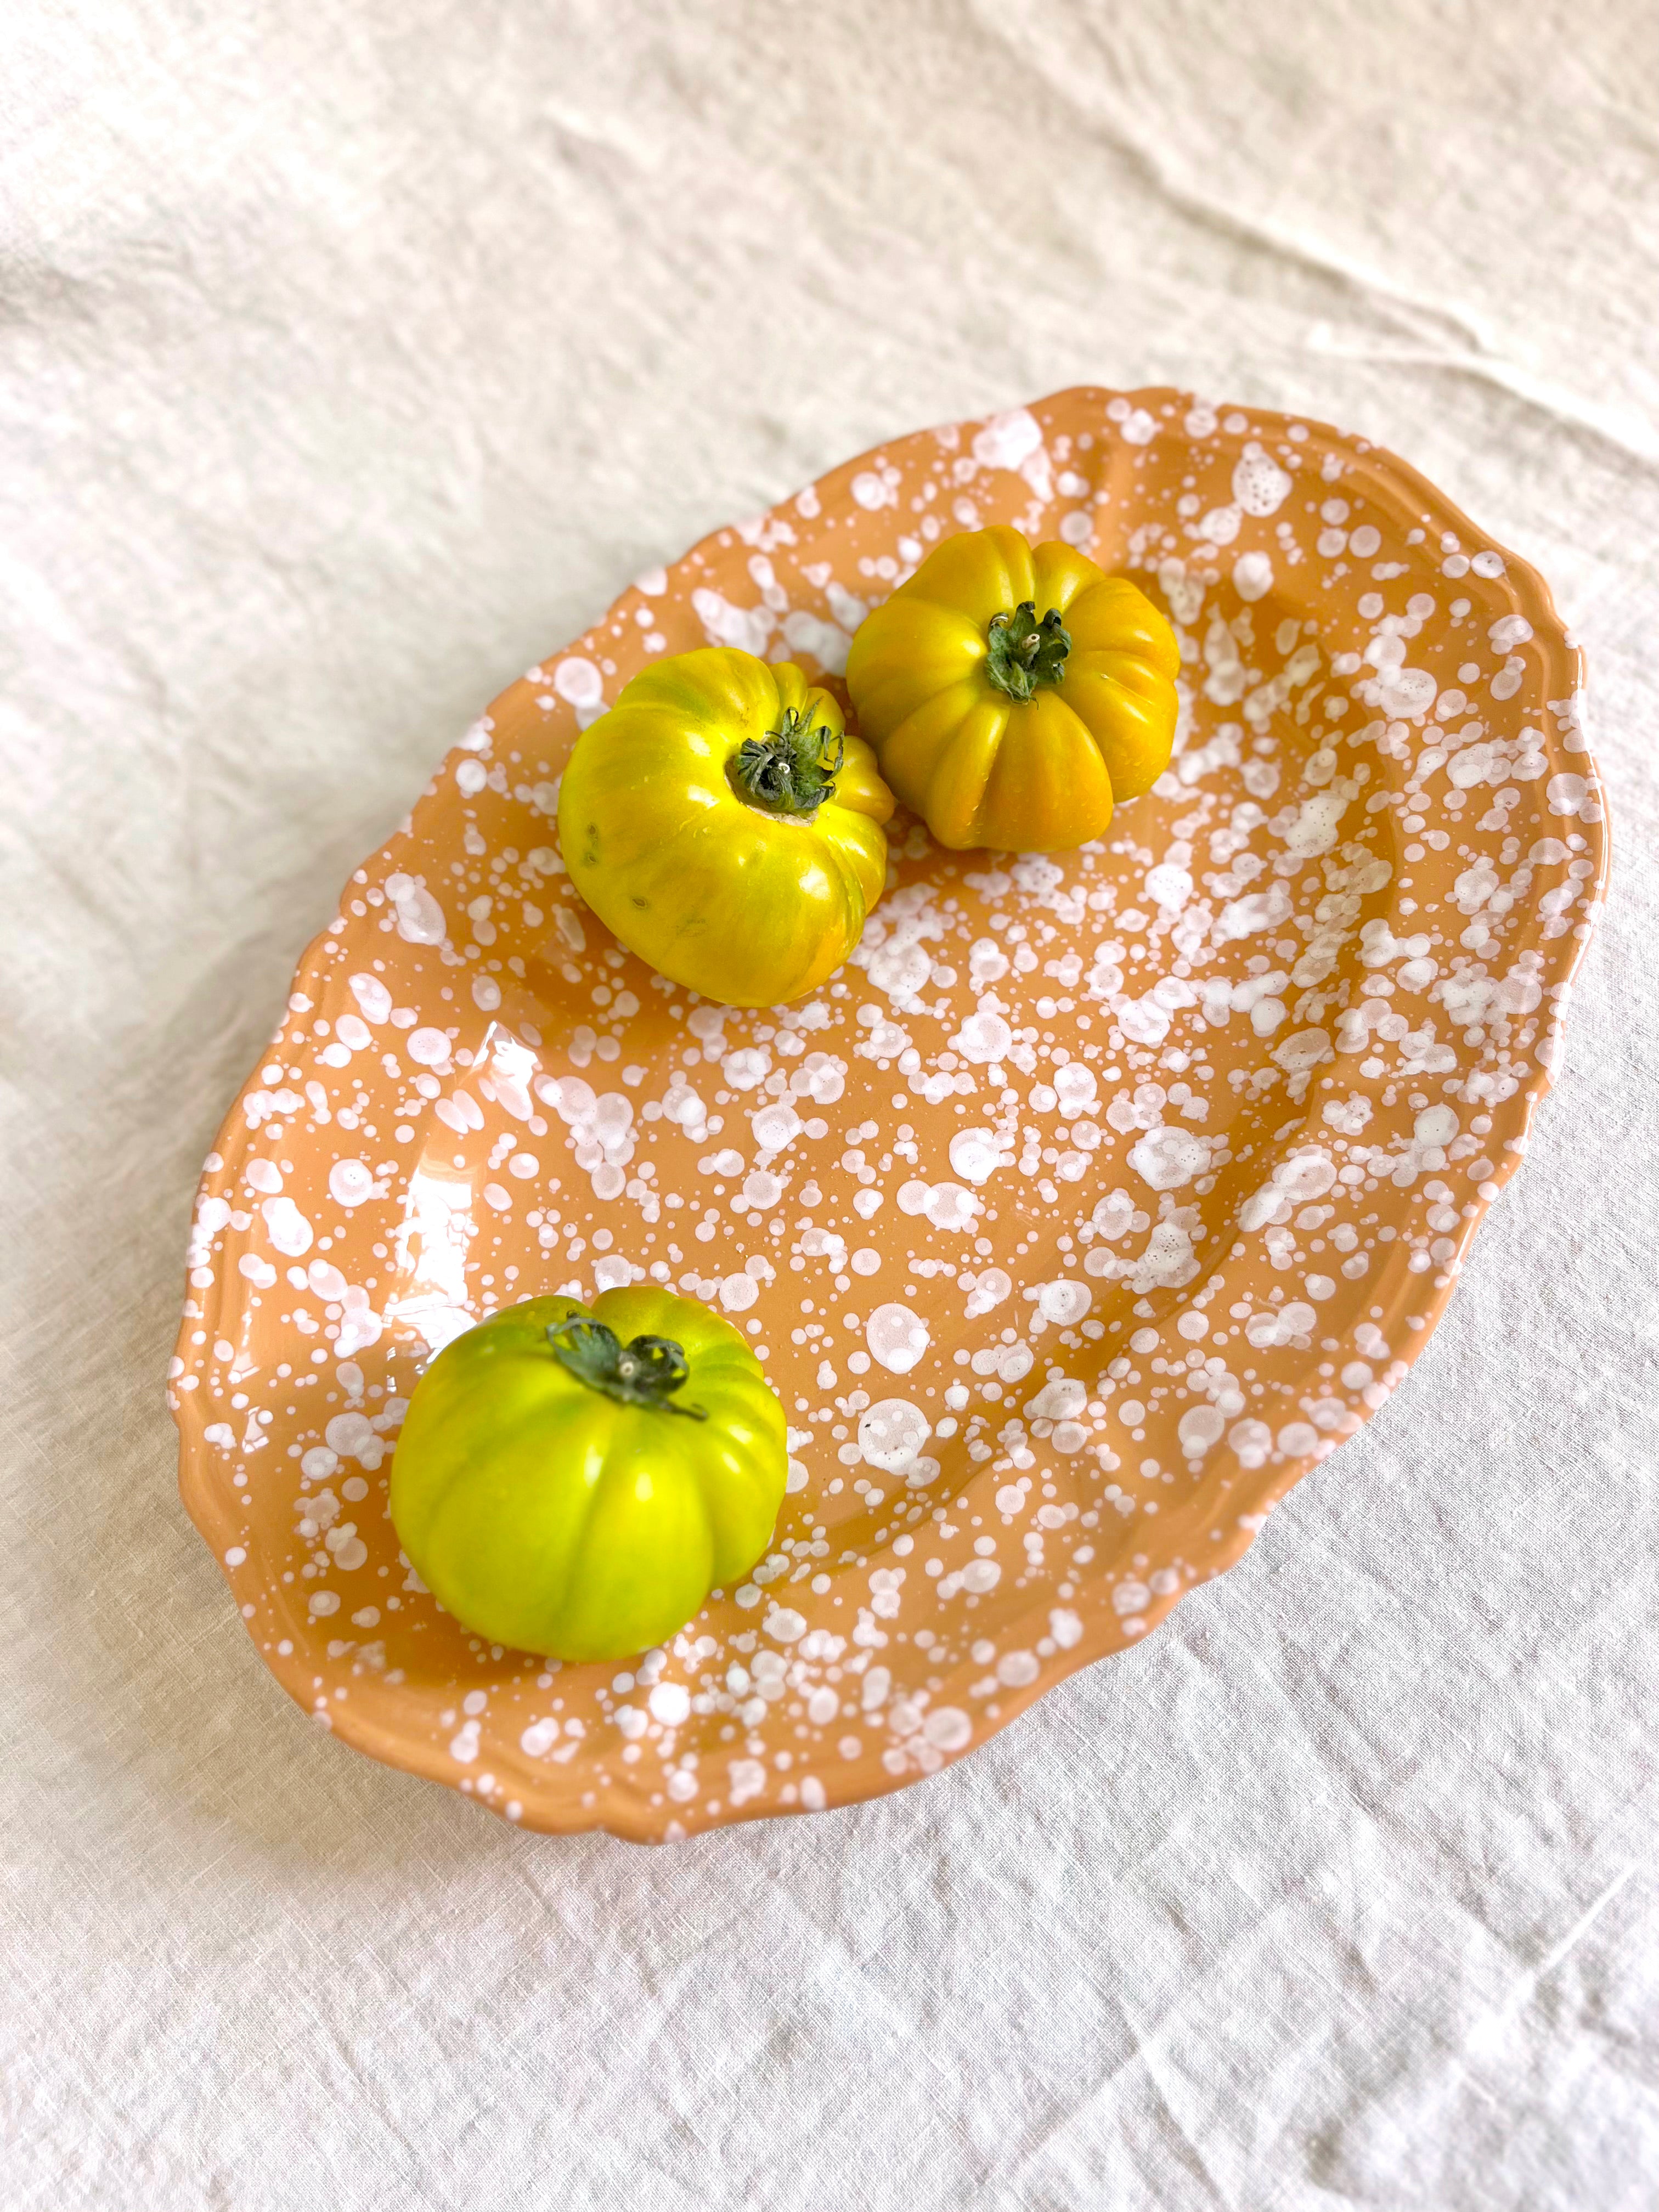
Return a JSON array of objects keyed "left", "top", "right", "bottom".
[
  {"left": 546, "top": 1317, "right": 708, "bottom": 1419},
  {"left": 729, "top": 707, "right": 843, "bottom": 818},
  {"left": 985, "top": 601, "right": 1071, "bottom": 701}
]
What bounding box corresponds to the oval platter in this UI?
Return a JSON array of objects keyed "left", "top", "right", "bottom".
[{"left": 172, "top": 386, "right": 1607, "bottom": 1841}]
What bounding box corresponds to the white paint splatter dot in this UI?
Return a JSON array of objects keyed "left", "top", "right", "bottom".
[
  {"left": 1233, "top": 550, "right": 1274, "bottom": 602},
  {"left": 348, "top": 973, "right": 392, "bottom": 1024},
  {"left": 924, "top": 1184, "right": 979, "bottom": 1232},
  {"left": 1179, "top": 1406, "right": 1226, "bottom": 1455},
  {"left": 328, "top": 1159, "right": 375, "bottom": 1207},
  {"left": 751, "top": 1102, "right": 802, "bottom": 1151},
  {"left": 261, "top": 1196, "right": 313, "bottom": 1256},
  {"left": 1232, "top": 443, "right": 1292, "bottom": 516},
  {"left": 858, "top": 1399, "right": 932, "bottom": 1471},
  {"left": 866, "top": 1305, "right": 930, "bottom": 1375},
  {"left": 949, "top": 1127, "right": 1003, "bottom": 1185},
  {"left": 953, "top": 1010, "right": 1012, "bottom": 1063},
  {"left": 385, "top": 874, "right": 445, "bottom": 946},
  {"left": 1127, "top": 1126, "right": 1211, "bottom": 1190},
  {"left": 973, "top": 409, "right": 1042, "bottom": 471},
  {"left": 1036, "top": 1279, "right": 1092, "bottom": 1324}
]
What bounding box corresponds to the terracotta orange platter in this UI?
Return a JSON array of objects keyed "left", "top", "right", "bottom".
[{"left": 172, "top": 386, "right": 1606, "bottom": 1840}]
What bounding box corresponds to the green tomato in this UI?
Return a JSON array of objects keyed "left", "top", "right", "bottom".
[{"left": 390, "top": 1288, "right": 787, "bottom": 1662}]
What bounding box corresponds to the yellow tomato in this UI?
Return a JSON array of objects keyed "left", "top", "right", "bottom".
[
  {"left": 389, "top": 1288, "right": 787, "bottom": 1662},
  {"left": 844, "top": 526, "right": 1179, "bottom": 851},
  {"left": 558, "top": 649, "right": 894, "bottom": 1008}
]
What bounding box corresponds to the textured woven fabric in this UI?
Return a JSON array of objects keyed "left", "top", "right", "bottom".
[{"left": 4, "top": 5, "right": 1655, "bottom": 2206}]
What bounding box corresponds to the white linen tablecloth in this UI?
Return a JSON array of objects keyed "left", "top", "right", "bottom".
[{"left": 4, "top": 4, "right": 1655, "bottom": 2205}]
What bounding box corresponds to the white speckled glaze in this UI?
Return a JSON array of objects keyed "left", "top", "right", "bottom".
[{"left": 172, "top": 387, "right": 1606, "bottom": 1841}]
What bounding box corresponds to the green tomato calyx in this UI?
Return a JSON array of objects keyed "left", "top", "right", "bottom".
[
  {"left": 730, "top": 706, "right": 844, "bottom": 818},
  {"left": 546, "top": 1316, "right": 708, "bottom": 1419},
  {"left": 985, "top": 601, "right": 1071, "bottom": 700}
]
